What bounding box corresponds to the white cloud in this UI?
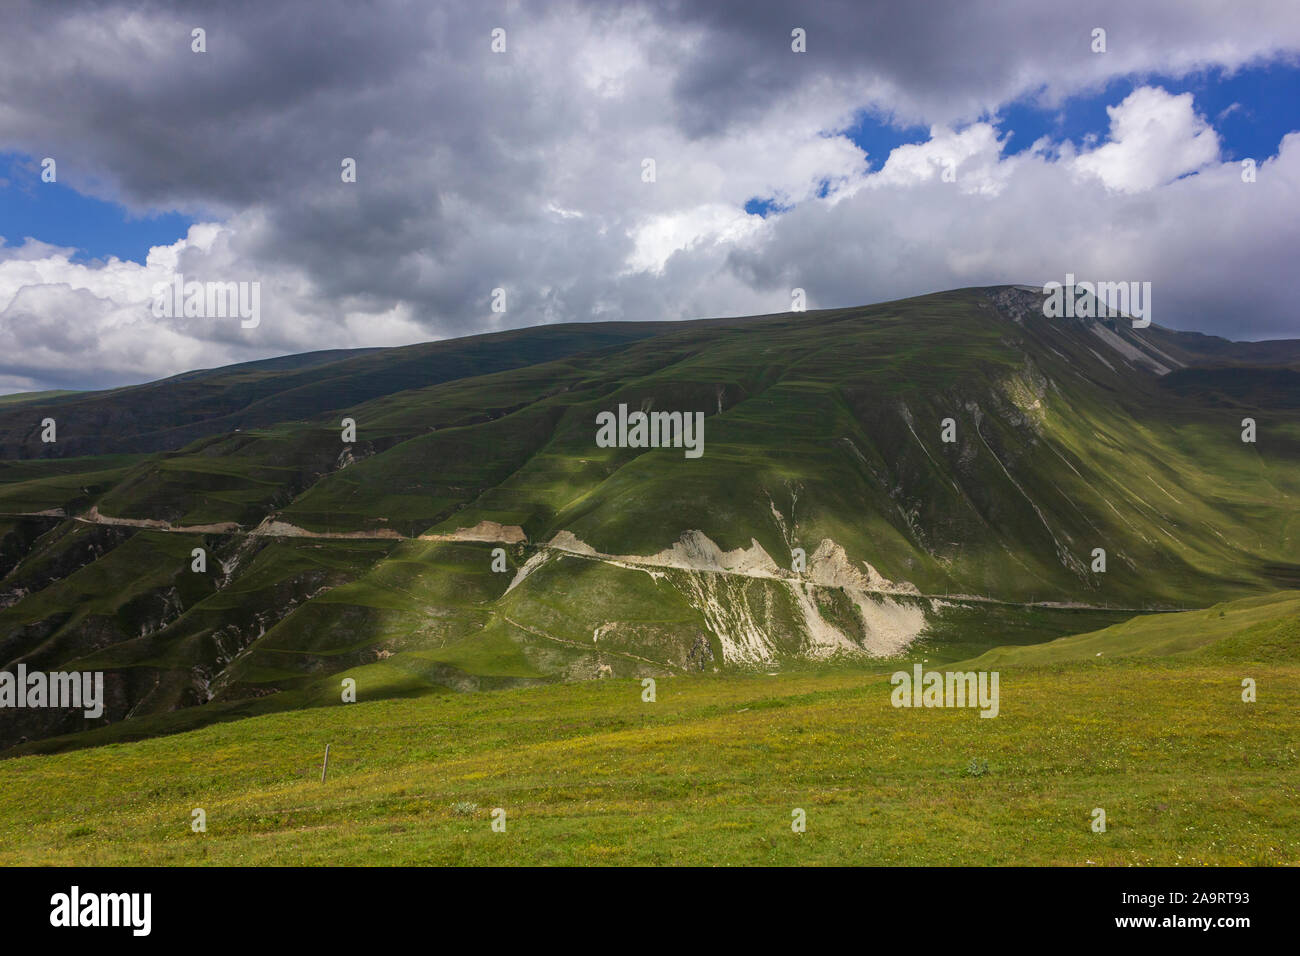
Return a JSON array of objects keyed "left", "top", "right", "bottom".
[
  {"left": 626, "top": 203, "right": 763, "bottom": 275},
  {"left": 864, "top": 123, "right": 1012, "bottom": 196},
  {"left": 1072, "top": 87, "right": 1221, "bottom": 192},
  {"left": 710, "top": 95, "right": 1299, "bottom": 337},
  {"left": 0, "top": 218, "right": 429, "bottom": 389}
]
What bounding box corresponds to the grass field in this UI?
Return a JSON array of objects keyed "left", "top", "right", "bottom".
[
  {"left": 968, "top": 590, "right": 1300, "bottom": 666},
  {"left": 1, "top": 595, "right": 1294, "bottom": 865}
]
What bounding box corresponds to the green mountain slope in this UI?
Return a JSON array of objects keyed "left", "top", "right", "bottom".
[
  {"left": 967, "top": 589, "right": 1300, "bottom": 666},
  {"left": 0, "top": 321, "right": 688, "bottom": 458},
  {"left": 2, "top": 285, "right": 1297, "bottom": 750}
]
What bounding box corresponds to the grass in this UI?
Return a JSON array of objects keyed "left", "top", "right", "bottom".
[
  {"left": 0, "top": 389, "right": 81, "bottom": 406},
  {"left": 0, "top": 649, "right": 1294, "bottom": 865},
  {"left": 967, "top": 590, "right": 1300, "bottom": 666}
]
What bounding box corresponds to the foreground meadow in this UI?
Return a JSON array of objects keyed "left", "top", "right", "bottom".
[{"left": 0, "top": 648, "right": 1295, "bottom": 866}]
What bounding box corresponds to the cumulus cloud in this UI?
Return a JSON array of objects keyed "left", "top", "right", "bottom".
[
  {"left": 720, "top": 114, "right": 1300, "bottom": 339},
  {"left": 1072, "top": 87, "right": 1221, "bottom": 192},
  {"left": 0, "top": 0, "right": 1297, "bottom": 391},
  {"left": 0, "top": 221, "right": 428, "bottom": 390}
]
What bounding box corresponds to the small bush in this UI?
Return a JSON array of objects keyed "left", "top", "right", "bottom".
[
  {"left": 964, "top": 759, "right": 989, "bottom": 778},
  {"left": 452, "top": 801, "right": 479, "bottom": 816}
]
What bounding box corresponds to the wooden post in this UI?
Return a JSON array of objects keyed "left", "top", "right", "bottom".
[{"left": 321, "top": 744, "right": 330, "bottom": 783}]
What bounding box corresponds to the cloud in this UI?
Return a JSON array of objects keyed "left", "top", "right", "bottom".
[
  {"left": 0, "top": 0, "right": 1297, "bottom": 391},
  {"left": 1072, "top": 87, "right": 1220, "bottom": 192},
  {"left": 717, "top": 100, "right": 1300, "bottom": 338},
  {"left": 0, "top": 221, "right": 427, "bottom": 390},
  {"left": 654, "top": 0, "right": 1300, "bottom": 134}
]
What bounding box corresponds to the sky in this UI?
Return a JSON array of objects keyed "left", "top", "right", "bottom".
[{"left": 0, "top": 0, "right": 1298, "bottom": 393}]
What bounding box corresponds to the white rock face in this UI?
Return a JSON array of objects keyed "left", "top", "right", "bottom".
[
  {"left": 806, "top": 539, "right": 919, "bottom": 595},
  {"left": 1089, "top": 324, "right": 1172, "bottom": 375},
  {"left": 534, "top": 529, "right": 932, "bottom": 664},
  {"left": 643, "top": 531, "right": 783, "bottom": 577},
  {"left": 504, "top": 548, "right": 551, "bottom": 595}
]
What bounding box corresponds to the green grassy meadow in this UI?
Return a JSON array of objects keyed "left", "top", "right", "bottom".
[{"left": 1, "top": 593, "right": 1294, "bottom": 866}]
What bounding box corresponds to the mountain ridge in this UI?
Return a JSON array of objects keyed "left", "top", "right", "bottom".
[{"left": 2, "top": 284, "right": 1296, "bottom": 750}]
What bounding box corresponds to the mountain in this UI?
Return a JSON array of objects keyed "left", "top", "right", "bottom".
[
  {"left": 2, "top": 285, "right": 1298, "bottom": 751},
  {"left": 0, "top": 322, "right": 683, "bottom": 458}
]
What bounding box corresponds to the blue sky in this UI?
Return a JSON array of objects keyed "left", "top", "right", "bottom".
[
  {"left": 745, "top": 61, "right": 1300, "bottom": 218},
  {"left": 0, "top": 152, "right": 195, "bottom": 264},
  {"left": 992, "top": 62, "right": 1300, "bottom": 160}
]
